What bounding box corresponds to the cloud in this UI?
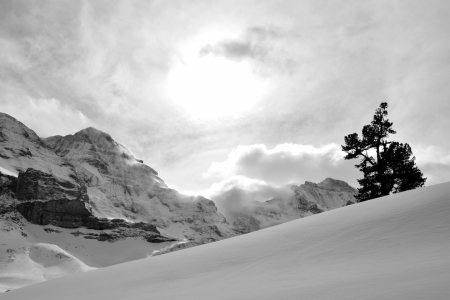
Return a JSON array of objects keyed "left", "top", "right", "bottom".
[
  {"left": 203, "top": 143, "right": 359, "bottom": 218},
  {"left": 205, "top": 143, "right": 358, "bottom": 186},
  {"left": 204, "top": 142, "right": 450, "bottom": 217},
  {"left": 0, "top": 0, "right": 449, "bottom": 201},
  {"left": 199, "top": 25, "right": 296, "bottom": 75},
  {"left": 415, "top": 146, "right": 450, "bottom": 185},
  {"left": 204, "top": 175, "right": 294, "bottom": 222},
  {"left": 200, "top": 41, "right": 256, "bottom": 61},
  {"left": 199, "top": 26, "right": 283, "bottom": 61}
]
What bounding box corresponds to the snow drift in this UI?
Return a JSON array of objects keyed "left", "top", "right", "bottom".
[{"left": 4, "top": 182, "right": 450, "bottom": 299}]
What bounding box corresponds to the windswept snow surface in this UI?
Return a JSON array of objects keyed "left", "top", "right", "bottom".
[
  {"left": 0, "top": 215, "right": 181, "bottom": 292},
  {"left": 4, "top": 182, "right": 450, "bottom": 299}
]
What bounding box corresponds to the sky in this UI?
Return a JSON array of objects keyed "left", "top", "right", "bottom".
[{"left": 1, "top": 0, "right": 450, "bottom": 204}]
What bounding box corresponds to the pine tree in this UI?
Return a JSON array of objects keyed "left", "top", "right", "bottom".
[{"left": 342, "top": 102, "right": 426, "bottom": 202}]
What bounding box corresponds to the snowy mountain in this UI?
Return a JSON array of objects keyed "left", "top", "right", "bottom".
[
  {"left": 42, "top": 127, "right": 236, "bottom": 244},
  {"left": 0, "top": 113, "right": 83, "bottom": 192},
  {"left": 231, "top": 178, "right": 357, "bottom": 233},
  {"left": 4, "top": 181, "right": 450, "bottom": 299}
]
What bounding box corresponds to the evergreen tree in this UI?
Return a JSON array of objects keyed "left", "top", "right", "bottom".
[{"left": 342, "top": 102, "right": 426, "bottom": 202}]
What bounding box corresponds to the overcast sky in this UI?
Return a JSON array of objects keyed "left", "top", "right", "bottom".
[{"left": 1, "top": 0, "right": 450, "bottom": 204}]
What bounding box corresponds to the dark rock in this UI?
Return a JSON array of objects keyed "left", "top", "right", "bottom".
[
  {"left": 144, "top": 235, "right": 175, "bottom": 243},
  {"left": 295, "top": 194, "right": 324, "bottom": 214},
  {"left": 16, "top": 199, "right": 92, "bottom": 228},
  {"left": 44, "top": 227, "right": 62, "bottom": 233},
  {"left": 17, "top": 148, "right": 32, "bottom": 157},
  {"left": 0, "top": 172, "right": 17, "bottom": 198},
  {"left": 16, "top": 168, "right": 86, "bottom": 202},
  {"left": 0, "top": 204, "right": 15, "bottom": 215},
  {"left": 70, "top": 223, "right": 176, "bottom": 243},
  {"left": 15, "top": 198, "right": 173, "bottom": 243},
  {"left": 0, "top": 131, "right": 6, "bottom": 142}
]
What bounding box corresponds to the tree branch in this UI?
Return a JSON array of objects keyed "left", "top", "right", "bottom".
[{"left": 360, "top": 151, "right": 374, "bottom": 165}]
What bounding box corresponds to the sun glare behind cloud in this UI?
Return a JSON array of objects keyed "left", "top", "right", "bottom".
[{"left": 168, "top": 52, "right": 266, "bottom": 118}]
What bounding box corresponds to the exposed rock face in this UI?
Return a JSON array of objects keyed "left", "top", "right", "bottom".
[
  {"left": 229, "top": 178, "right": 357, "bottom": 233},
  {"left": 16, "top": 168, "right": 87, "bottom": 202},
  {"left": 0, "top": 173, "right": 16, "bottom": 198},
  {"left": 16, "top": 199, "right": 91, "bottom": 228}
]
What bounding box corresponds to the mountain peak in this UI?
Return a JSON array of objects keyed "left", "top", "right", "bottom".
[
  {"left": 78, "top": 126, "right": 111, "bottom": 138},
  {"left": 80, "top": 126, "right": 105, "bottom": 134},
  {"left": 0, "top": 112, "right": 17, "bottom": 121},
  {"left": 72, "top": 127, "right": 117, "bottom": 146},
  {"left": 318, "top": 177, "right": 357, "bottom": 193},
  {"left": 0, "top": 112, "right": 47, "bottom": 148}
]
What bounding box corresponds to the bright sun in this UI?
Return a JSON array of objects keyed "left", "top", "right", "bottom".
[{"left": 168, "top": 51, "right": 266, "bottom": 118}]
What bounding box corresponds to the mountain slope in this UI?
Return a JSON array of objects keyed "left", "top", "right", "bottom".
[
  {"left": 0, "top": 113, "right": 82, "bottom": 195},
  {"left": 231, "top": 178, "right": 357, "bottom": 233},
  {"left": 5, "top": 182, "right": 450, "bottom": 299},
  {"left": 43, "top": 127, "right": 236, "bottom": 244}
]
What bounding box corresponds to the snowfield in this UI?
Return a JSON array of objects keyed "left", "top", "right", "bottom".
[
  {"left": 4, "top": 182, "right": 450, "bottom": 299},
  {"left": 0, "top": 215, "right": 187, "bottom": 292}
]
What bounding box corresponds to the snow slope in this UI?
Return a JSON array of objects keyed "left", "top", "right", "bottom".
[
  {"left": 4, "top": 182, "right": 450, "bottom": 299},
  {"left": 0, "top": 243, "right": 95, "bottom": 292},
  {"left": 0, "top": 212, "right": 95, "bottom": 293},
  {"left": 0, "top": 210, "right": 185, "bottom": 292}
]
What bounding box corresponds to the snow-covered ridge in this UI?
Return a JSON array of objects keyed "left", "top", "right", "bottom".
[{"left": 0, "top": 112, "right": 79, "bottom": 184}]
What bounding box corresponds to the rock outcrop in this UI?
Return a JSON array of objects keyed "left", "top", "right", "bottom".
[
  {"left": 16, "top": 168, "right": 88, "bottom": 202},
  {"left": 0, "top": 173, "right": 16, "bottom": 199},
  {"left": 16, "top": 199, "right": 91, "bottom": 228}
]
